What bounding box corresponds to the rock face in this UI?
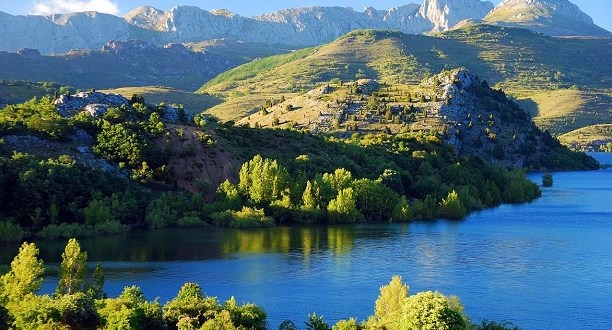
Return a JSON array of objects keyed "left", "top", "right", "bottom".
[
  {"left": 419, "top": 0, "right": 494, "bottom": 31},
  {"left": 429, "top": 68, "right": 547, "bottom": 167},
  {"left": 54, "top": 91, "right": 129, "bottom": 117},
  {"left": 484, "top": 0, "right": 611, "bottom": 37},
  {"left": 0, "top": 11, "right": 132, "bottom": 54}
]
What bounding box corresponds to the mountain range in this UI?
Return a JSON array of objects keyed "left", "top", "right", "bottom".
[{"left": 0, "top": 0, "right": 608, "bottom": 55}]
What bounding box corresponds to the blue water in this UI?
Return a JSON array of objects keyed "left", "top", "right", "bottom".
[{"left": 6, "top": 153, "right": 611, "bottom": 329}]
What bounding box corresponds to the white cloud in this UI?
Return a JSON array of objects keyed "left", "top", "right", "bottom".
[{"left": 31, "top": 0, "right": 120, "bottom": 15}]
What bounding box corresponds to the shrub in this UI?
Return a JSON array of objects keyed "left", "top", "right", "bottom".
[
  {"left": 177, "top": 212, "right": 207, "bottom": 228},
  {"left": 439, "top": 190, "right": 467, "bottom": 220},
  {"left": 542, "top": 173, "right": 553, "bottom": 187},
  {"left": 36, "top": 223, "right": 93, "bottom": 240},
  {"left": 210, "top": 207, "right": 275, "bottom": 228},
  {"left": 0, "top": 220, "right": 25, "bottom": 243}
]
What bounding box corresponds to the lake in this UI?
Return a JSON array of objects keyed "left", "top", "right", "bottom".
[{"left": 3, "top": 153, "right": 611, "bottom": 329}]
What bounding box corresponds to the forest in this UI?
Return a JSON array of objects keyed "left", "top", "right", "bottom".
[{"left": 0, "top": 96, "right": 546, "bottom": 241}]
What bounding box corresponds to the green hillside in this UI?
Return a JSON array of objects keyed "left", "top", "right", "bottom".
[
  {"left": 198, "top": 25, "right": 611, "bottom": 146},
  {"left": 558, "top": 124, "right": 612, "bottom": 151},
  {"left": 100, "top": 86, "right": 222, "bottom": 116},
  {"left": 0, "top": 41, "right": 291, "bottom": 91}
]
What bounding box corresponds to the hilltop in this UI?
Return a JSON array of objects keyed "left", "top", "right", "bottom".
[
  {"left": 199, "top": 27, "right": 611, "bottom": 149},
  {"left": 484, "top": 0, "right": 611, "bottom": 37},
  {"left": 237, "top": 68, "right": 596, "bottom": 169}
]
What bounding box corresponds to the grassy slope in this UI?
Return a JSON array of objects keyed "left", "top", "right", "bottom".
[
  {"left": 0, "top": 41, "right": 293, "bottom": 91},
  {"left": 199, "top": 26, "right": 611, "bottom": 143},
  {"left": 558, "top": 124, "right": 612, "bottom": 151},
  {"left": 0, "top": 82, "right": 56, "bottom": 104},
  {"left": 516, "top": 89, "right": 612, "bottom": 135},
  {"left": 100, "top": 86, "right": 222, "bottom": 116}
]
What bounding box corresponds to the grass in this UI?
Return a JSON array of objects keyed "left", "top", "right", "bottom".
[
  {"left": 199, "top": 47, "right": 316, "bottom": 94},
  {"left": 100, "top": 86, "right": 222, "bottom": 116},
  {"left": 198, "top": 25, "right": 611, "bottom": 146},
  {"left": 516, "top": 89, "right": 612, "bottom": 135},
  {"left": 558, "top": 124, "right": 612, "bottom": 151}
]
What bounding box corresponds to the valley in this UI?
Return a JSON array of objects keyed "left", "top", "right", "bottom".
[{"left": 0, "top": 0, "right": 610, "bottom": 329}]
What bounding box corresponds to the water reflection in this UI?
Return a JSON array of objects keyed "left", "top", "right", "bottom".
[{"left": 1, "top": 224, "right": 406, "bottom": 264}]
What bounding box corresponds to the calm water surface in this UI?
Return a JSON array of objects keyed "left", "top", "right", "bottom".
[{"left": 3, "top": 153, "right": 611, "bottom": 329}]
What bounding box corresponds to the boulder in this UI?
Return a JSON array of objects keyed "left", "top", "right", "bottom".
[{"left": 54, "top": 91, "right": 129, "bottom": 117}]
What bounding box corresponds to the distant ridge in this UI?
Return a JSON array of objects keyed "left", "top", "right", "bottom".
[{"left": 1, "top": 0, "right": 607, "bottom": 55}]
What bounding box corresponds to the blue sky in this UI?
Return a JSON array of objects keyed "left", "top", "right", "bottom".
[{"left": 0, "top": 0, "right": 610, "bottom": 31}]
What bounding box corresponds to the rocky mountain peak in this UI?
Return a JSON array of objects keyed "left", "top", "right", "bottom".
[
  {"left": 491, "top": 0, "right": 593, "bottom": 23},
  {"left": 124, "top": 6, "right": 167, "bottom": 30},
  {"left": 418, "top": 0, "right": 494, "bottom": 31},
  {"left": 485, "top": 0, "right": 609, "bottom": 37},
  {"left": 210, "top": 9, "right": 238, "bottom": 18}
]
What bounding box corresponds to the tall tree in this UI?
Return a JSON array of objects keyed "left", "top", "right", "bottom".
[
  {"left": 56, "top": 238, "right": 88, "bottom": 295},
  {"left": 374, "top": 275, "right": 409, "bottom": 330},
  {"left": 327, "top": 187, "right": 362, "bottom": 223},
  {"left": 0, "top": 242, "right": 45, "bottom": 300}
]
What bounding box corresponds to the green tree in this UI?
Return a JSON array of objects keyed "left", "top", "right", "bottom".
[
  {"left": 56, "top": 238, "right": 88, "bottom": 295},
  {"left": 1, "top": 242, "right": 45, "bottom": 300},
  {"left": 391, "top": 196, "right": 413, "bottom": 222},
  {"left": 322, "top": 168, "right": 353, "bottom": 193},
  {"left": 542, "top": 173, "right": 553, "bottom": 187},
  {"left": 84, "top": 197, "right": 112, "bottom": 226},
  {"left": 86, "top": 263, "right": 105, "bottom": 300},
  {"left": 306, "top": 313, "right": 330, "bottom": 330},
  {"left": 439, "top": 190, "right": 467, "bottom": 220},
  {"left": 400, "top": 291, "right": 466, "bottom": 330},
  {"left": 332, "top": 318, "right": 363, "bottom": 330},
  {"left": 327, "top": 188, "right": 363, "bottom": 223},
  {"left": 301, "top": 180, "right": 320, "bottom": 210},
  {"left": 239, "top": 155, "right": 290, "bottom": 205},
  {"left": 353, "top": 178, "right": 399, "bottom": 221},
  {"left": 98, "top": 286, "right": 165, "bottom": 330},
  {"left": 163, "top": 283, "right": 221, "bottom": 329},
  {"left": 374, "top": 275, "right": 409, "bottom": 330}
]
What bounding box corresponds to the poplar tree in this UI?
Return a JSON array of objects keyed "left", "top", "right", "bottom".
[{"left": 56, "top": 238, "right": 88, "bottom": 295}]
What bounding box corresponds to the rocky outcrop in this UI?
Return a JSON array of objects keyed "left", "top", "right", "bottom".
[
  {"left": 2, "top": 133, "right": 126, "bottom": 176},
  {"left": 0, "top": 11, "right": 132, "bottom": 54},
  {"left": 427, "top": 68, "right": 546, "bottom": 167},
  {"left": 484, "top": 0, "right": 611, "bottom": 37},
  {"left": 419, "top": 0, "right": 494, "bottom": 31},
  {"left": 54, "top": 91, "right": 129, "bottom": 117}
]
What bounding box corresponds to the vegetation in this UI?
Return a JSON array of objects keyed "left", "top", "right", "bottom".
[
  {"left": 198, "top": 26, "right": 610, "bottom": 153},
  {"left": 542, "top": 173, "right": 553, "bottom": 187},
  {"left": 0, "top": 240, "right": 521, "bottom": 330},
  {"left": 0, "top": 94, "right": 552, "bottom": 240},
  {"left": 0, "top": 240, "right": 266, "bottom": 329}
]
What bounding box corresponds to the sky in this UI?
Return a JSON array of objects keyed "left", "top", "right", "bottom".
[{"left": 0, "top": 0, "right": 609, "bottom": 31}]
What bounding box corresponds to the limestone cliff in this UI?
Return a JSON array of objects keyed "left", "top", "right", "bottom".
[{"left": 484, "top": 0, "right": 611, "bottom": 37}]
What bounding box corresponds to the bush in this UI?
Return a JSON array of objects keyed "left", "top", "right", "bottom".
[
  {"left": 210, "top": 207, "right": 275, "bottom": 228},
  {"left": 0, "top": 220, "right": 25, "bottom": 243},
  {"left": 439, "top": 190, "right": 467, "bottom": 220},
  {"left": 177, "top": 212, "right": 207, "bottom": 228},
  {"left": 36, "top": 223, "right": 93, "bottom": 240},
  {"left": 542, "top": 173, "right": 553, "bottom": 187}
]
